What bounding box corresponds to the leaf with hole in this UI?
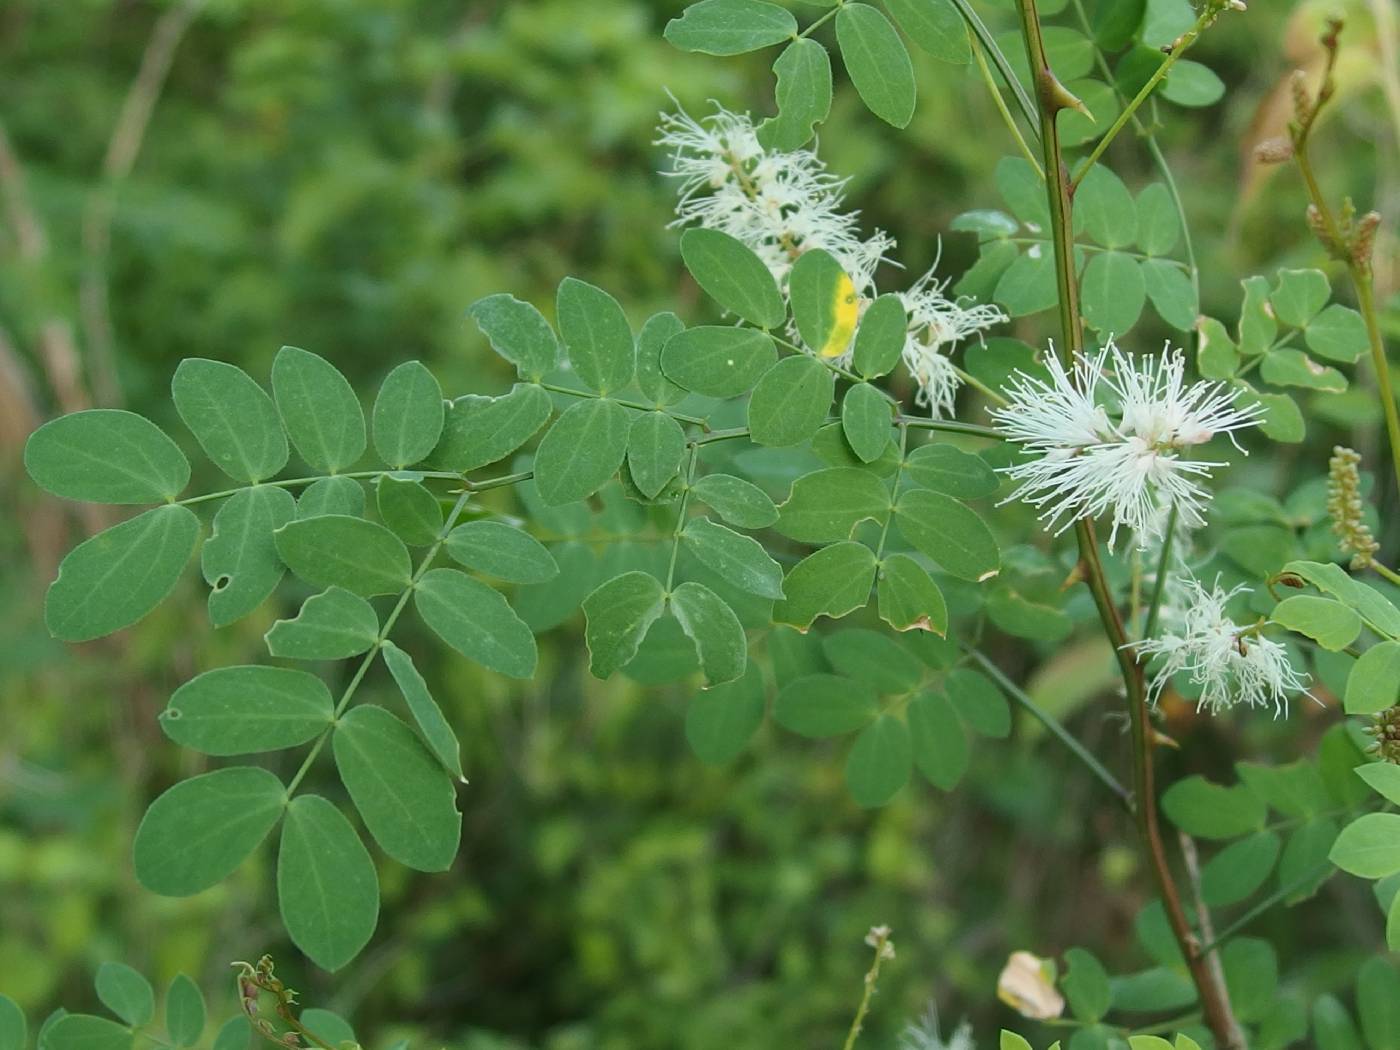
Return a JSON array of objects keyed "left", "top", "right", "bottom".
[
  {"left": 202, "top": 486, "right": 295, "bottom": 627},
  {"left": 757, "top": 38, "right": 832, "bottom": 151},
  {"left": 774, "top": 541, "right": 877, "bottom": 629},
  {"left": 159, "top": 665, "right": 333, "bottom": 755},
  {"left": 467, "top": 294, "right": 560, "bottom": 381}
]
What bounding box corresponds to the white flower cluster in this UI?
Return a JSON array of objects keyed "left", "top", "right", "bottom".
[
  {"left": 1133, "top": 579, "right": 1311, "bottom": 717},
  {"left": 656, "top": 104, "right": 1003, "bottom": 411},
  {"left": 991, "top": 344, "right": 1262, "bottom": 549}
]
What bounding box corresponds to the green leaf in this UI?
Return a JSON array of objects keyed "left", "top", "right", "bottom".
[
  {"left": 1161, "top": 775, "right": 1266, "bottom": 839},
  {"left": 1278, "top": 817, "right": 1338, "bottom": 903},
  {"left": 333, "top": 704, "right": 460, "bottom": 871},
  {"left": 679, "top": 228, "right": 785, "bottom": 329},
  {"left": 556, "top": 277, "right": 634, "bottom": 394},
  {"left": 1161, "top": 59, "right": 1224, "bottom": 107},
  {"left": 414, "top": 568, "right": 537, "bottom": 678},
  {"left": 380, "top": 640, "right": 464, "bottom": 780},
  {"left": 1272, "top": 594, "right": 1362, "bottom": 651},
  {"left": 164, "top": 976, "right": 204, "bottom": 1048},
  {"left": 627, "top": 412, "right": 686, "bottom": 499},
  {"left": 1000, "top": 1034, "right": 1033, "bottom": 1050},
  {"left": 133, "top": 767, "right": 286, "bottom": 896},
  {"left": 428, "top": 385, "right": 552, "bottom": 473},
  {"left": 211, "top": 1017, "right": 252, "bottom": 1050},
  {"left": 841, "top": 383, "right": 891, "bottom": 463},
  {"left": 376, "top": 475, "right": 443, "bottom": 546},
  {"left": 371, "top": 361, "right": 444, "bottom": 469},
  {"left": 1196, "top": 316, "right": 1239, "bottom": 379},
  {"left": 45, "top": 505, "right": 200, "bottom": 642},
  {"left": 1081, "top": 250, "right": 1146, "bottom": 334},
  {"left": 271, "top": 346, "right": 366, "bottom": 473},
  {"left": 445, "top": 521, "right": 558, "bottom": 584},
  {"left": 1135, "top": 183, "right": 1180, "bottom": 256},
  {"left": 95, "top": 963, "right": 153, "bottom": 1027},
  {"left": 1281, "top": 559, "right": 1400, "bottom": 639},
  {"left": 1062, "top": 948, "right": 1111, "bottom": 1022},
  {"left": 45, "top": 1016, "right": 132, "bottom": 1050},
  {"left": 776, "top": 467, "right": 889, "bottom": 542},
  {"left": 994, "top": 251, "right": 1058, "bottom": 316},
  {"left": 877, "top": 553, "right": 948, "bottom": 634},
  {"left": 275, "top": 515, "right": 412, "bottom": 596},
  {"left": 1074, "top": 165, "right": 1136, "bottom": 248},
  {"left": 789, "top": 248, "right": 853, "bottom": 357},
  {"left": 1088, "top": 0, "right": 1143, "bottom": 48},
  {"left": 533, "top": 398, "right": 630, "bottom": 506},
  {"left": 1357, "top": 762, "right": 1400, "bottom": 806},
  {"left": 202, "top": 486, "right": 295, "bottom": 627},
  {"left": 172, "top": 359, "right": 287, "bottom": 483},
  {"left": 159, "top": 666, "right": 333, "bottom": 755},
  {"left": 670, "top": 581, "right": 747, "bottom": 685},
  {"left": 1237, "top": 275, "right": 1277, "bottom": 355},
  {"left": 773, "top": 672, "right": 878, "bottom": 736},
  {"left": 686, "top": 661, "right": 765, "bottom": 763},
  {"left": 582, "top": 571, "right": 667, "bottom": 678},
  {"left": 823, "top": 628, "right": 923, "bottom": 693},
  {"left": 851, "top": 294, "right": 908, "bottom": 378},
  {"left": 277, "top": 794, "right": 379, "bottom": 972},
  {"left": 682, "top": 517, "right": 784, "bottom": 599},
  {"left": 885, "top": 0, "right": 969, "bottom": 63},
  {"left": 845, "top": 715, "right": 912, "bottom": 807},
  {"left": 636, "top": 313, "right": 688, "bottom": 407},
  {"left": 297, "top": 475, "right": 365, "bottom": 518},
  {"left": 1271, "top": 268, "right": 1330, "bottom": 328},
  {"left": 1260, "top": 348, "right": 1346, "bottom": 392},
  {"left": 904, "top": 444, "right": 999, "bottom": 498},
  {"left": 1313, "top": 994, "right": 1363, "bottom": 1050},
  {"left": 1200, "top": 831, "right": 1281, "bottom": 906},
  {"left": 757, "top": 38, "right": 833, "bottom": 151},
  {"left": 1330, "top": 813, "right": 1400, "bottom": 878},
  {"left": 1344, "top": 641, "right": 1400, "bottom": 716},
  {"left": 467, "top": 294, "right": 560, "bottom": 381},
  {"left": 908, "top": 690, "right": 966, "bottom": 789},
  {"left": 1222, "top": 937, "right": 1277, "bottom": 1024},
  {"left": 25, "top": 409, "right": 190, "bottom": 504},
  {"left": 660, "top": 326, "right": 777, "bottom": 397},
  {"left": 1357, "top": 957, "right": 1400, "bottom": 1050},
  {"left": 664, "top": 0, "right": 797, "bottom": 55},
  {"left": 690, "top": 473, "right": 778, "bottom": 528},
  {"left": 774, "top": 541, "right": 877, "bottom": 628},
  {"left": 1251, "top": 389, "right": 1305, "bottom": 443},
  {"left": 1143, "top": 259, "right": 1198, "bottom": 332},
  {"left": 836, "top": 3, "right": 916, "bottom": 128},
  {"left": 0, "top": 996, "right": 23, "bottom": 1050},
  {"left": 265, "top": 587, "right": 378, "bottom": 661},
  {"left": 748, "top": 355, "right": 834, "bottom": 447},
  {"left": 944, "top": 667, "right": 1010, "bottom": 738},
  {"left": 1236, "top": 759, "right": 1330, "bottom": 817},
  {"left": 298, "top": 1013, "right": 352, "bottom": 1047},
  {"left": 895, "top": 489, "right": 1000, "bottom": 582},
  {"left": 1306, "top": 304, "right": 1370, "bottom": 363}
]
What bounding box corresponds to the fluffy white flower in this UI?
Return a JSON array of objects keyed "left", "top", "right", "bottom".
[
  {"left": 991, "top": 343, "right": 1261, "bottom": 548},
  {"left": 899, "top": 1006, "right": 976, "bottom": 1050},
  {"left": 1133, "top": 578, "right": 1310, "bottom": 716},
  {"left": 899, "top": 264, "right": 1007, "bottom": 418},
  {"left": 656, "top": 104, "right": 893, "bottom": 293}
]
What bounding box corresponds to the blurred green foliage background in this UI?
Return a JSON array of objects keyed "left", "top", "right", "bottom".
[{"left": 2, "top": 0, "right": 1398, "bottom": 1047}]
